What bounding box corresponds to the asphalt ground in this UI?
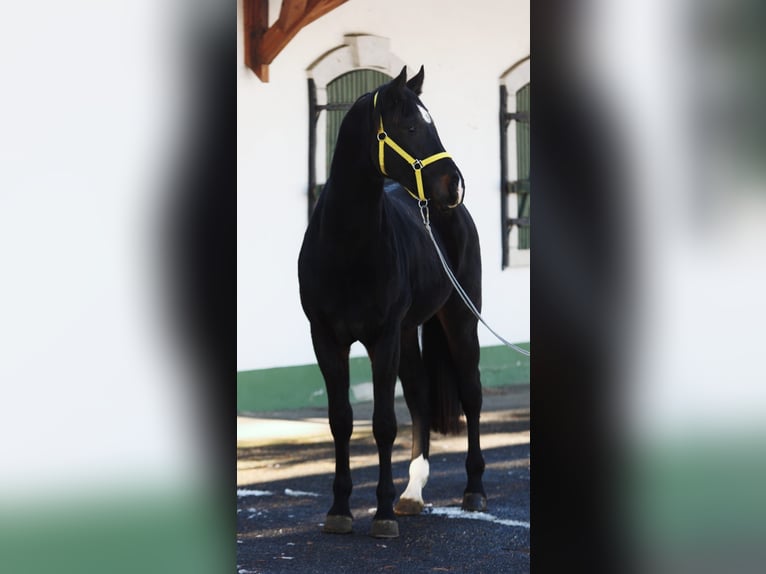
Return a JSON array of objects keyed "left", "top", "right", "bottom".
[{"left": 237, "top": 384, "right": 530, "bottom": 574}]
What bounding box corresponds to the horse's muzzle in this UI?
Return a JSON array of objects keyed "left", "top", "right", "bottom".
[{"left": 447, "top": 173, "right": 465, "bottom": 208}]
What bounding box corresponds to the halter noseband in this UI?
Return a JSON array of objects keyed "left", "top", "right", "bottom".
[{"left": 373, "top": 91, "right": 453, "bottom": 202}]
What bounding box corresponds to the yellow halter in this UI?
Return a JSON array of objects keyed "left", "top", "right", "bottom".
[{"left": 373, "top": 91, "right": 453, "bottom": 201}]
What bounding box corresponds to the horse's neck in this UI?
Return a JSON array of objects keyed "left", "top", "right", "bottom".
[{"left": 320, "top": 133, "right": 386, "bottom": 240}]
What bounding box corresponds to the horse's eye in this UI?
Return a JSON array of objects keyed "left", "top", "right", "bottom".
[{"left": 407, "top": 125, "right": 416, "bottom": 133}]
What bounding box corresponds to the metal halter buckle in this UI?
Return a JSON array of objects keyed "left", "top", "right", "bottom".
[
  {"left": 377, "top": 131, "right": 387, "bottom": 141},
  {"left": 412, "top": 159, "right": 423, "bottom": 171}
]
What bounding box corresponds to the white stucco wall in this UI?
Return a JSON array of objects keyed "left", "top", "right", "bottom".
[{"left": 237, "top": 0, "right": 530, "bottom": 371}]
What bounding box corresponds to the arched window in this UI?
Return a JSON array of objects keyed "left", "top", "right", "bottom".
[
  {"left": 324, "top": 70, "right": 391, "bottom": 176},
  {"left": 500, "top": 57, "right": 531, "bottom": 268},
  {"left": 306, "top": 35, "right": 406, "bottom": 218}
]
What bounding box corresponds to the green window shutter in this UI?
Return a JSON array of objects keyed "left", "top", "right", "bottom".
[
  {"left": 515, "top": 83, "right": 530, "bottom": 250},
  {"left": 325, "top": 69, "right": 391, "bottom": 175}
]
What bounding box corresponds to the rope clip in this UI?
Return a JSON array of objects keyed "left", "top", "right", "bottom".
[{"left": 418, "top": 199, "right": 430, "bottom": 227}]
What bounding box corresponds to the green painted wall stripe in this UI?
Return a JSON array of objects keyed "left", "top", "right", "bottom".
[
  {"left": 477, "top": 343, "right": 530, "bottom": 387},
  {"left": 237, "top": 343, "right": 529, "bottom": 413}
]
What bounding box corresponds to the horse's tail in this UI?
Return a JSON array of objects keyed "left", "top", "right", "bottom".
[{"left": 422, "top": 317, "right": 464, "bottom": 435}]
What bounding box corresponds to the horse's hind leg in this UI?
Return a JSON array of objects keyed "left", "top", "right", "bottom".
[
  {"left": 394, "top": 326, "right": 431, "bottom": 516},
  {"left": 310, "top": 323, "right": 354, "bottom": 534}
]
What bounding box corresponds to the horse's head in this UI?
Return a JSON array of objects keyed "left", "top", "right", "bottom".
[{"left": 372, "top": 66, "right": 465, "bottom": 210}]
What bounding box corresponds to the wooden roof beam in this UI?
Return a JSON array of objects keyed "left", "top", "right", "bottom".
[
  {"left": 244, "top": 0, "right": 349, "bottom": 82},
  {"left": 278, "top": 0, "right": 308, "bottom": 31}
]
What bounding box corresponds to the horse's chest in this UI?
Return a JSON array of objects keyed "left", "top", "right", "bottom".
[
  {"left": 308, "top": 260, "right": 405, "bottom": 330},
  {"left": 299, "top": 223, "right": 450, "bottom": 337},
  {"left": 324, "top": 269, "right": 400, "bottom": 313}
]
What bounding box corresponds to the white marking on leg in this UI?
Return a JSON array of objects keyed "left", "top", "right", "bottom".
[
  {"left": 417, "top": 104, "right": 432, "bottom": 124},
  {"left": 400, "top": 454, "right": 429, "bottom": 504}
]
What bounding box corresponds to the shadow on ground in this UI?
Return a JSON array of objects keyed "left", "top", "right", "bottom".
[{"left": 237, "top": 385, "right": 530, "bottom": 574}]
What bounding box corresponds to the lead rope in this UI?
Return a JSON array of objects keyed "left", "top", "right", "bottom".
[{"left": 418, "top": 200, "right": 531, "bottom": 358}]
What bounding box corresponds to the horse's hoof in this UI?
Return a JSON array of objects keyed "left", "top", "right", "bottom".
[
  {"left": 394, "top": 497, "right": 424, "bottom": 516},
  {"left": 323, "top": 514, "right": 353, "bottom": 534},
  {"left": 461, "top": 493, "right": 487, "bottom": 512},
  {"left": 370, "top": 519, "right": 399, "bottom": 538}
]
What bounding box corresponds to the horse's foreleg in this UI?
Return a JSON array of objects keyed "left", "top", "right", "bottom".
[
  {"left": 439, "top": 307, "right": 487, "bottom": 512},
  {"left": 394, "top": 327, "right": 431, "bottom": 516},
  {"left": 369, "top": 328, "right": 401, "bottom": 538},
  {"left": 310, "top": 324, "right": 353, "bottom": 534},
  {"left": 460, "top": 382, "right": 486, "bottom": 511}
]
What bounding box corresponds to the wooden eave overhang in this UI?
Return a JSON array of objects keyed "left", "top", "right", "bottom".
[{"left": 243, "top": 0, "right": 349, "bottom": 82}]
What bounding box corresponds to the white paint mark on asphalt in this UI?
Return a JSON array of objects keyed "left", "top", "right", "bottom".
[
  {"left": 284, "top": 488, "right": 320, "bottom": 497},
  {"left": 351, "top": 382, "right": 374, "bottom": 402},
  {"left": 237, "top": 488, "right": 273, "bottom": 497},
  {"left": 426, "top": 506, "right": 529, "bottom": 529},
  {"left": 351, "top": 381, "right": 404, "bottom": 402}
]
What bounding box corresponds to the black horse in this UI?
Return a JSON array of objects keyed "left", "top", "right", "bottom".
[{"left": 298, "top": 66, "right": 485, "bottom": 539}]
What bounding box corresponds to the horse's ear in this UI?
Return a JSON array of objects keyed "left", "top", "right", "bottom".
[
  {"left": 406, "top": 65, "right": 425, "bottom": 95},
  {"left": 392, "top": 66, "right": 408, "bottom": 93}
]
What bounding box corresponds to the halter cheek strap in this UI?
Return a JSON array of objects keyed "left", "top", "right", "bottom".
[{"left": 373, "top": 91, "right": 452, "bottom": 202}]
